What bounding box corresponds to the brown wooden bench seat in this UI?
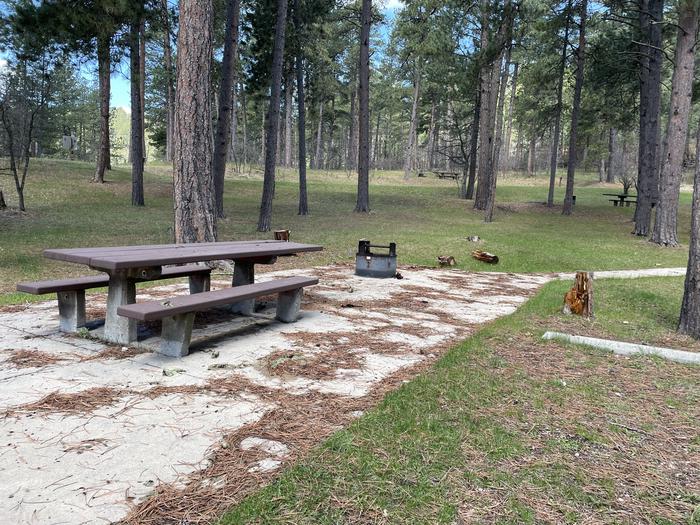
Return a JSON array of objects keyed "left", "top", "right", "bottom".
[
  {"left": 117, "top": 276, "right": 318, "bottom": 358},
  {"left": 17, "top": 265, "right": 212, "bottom": 333}
]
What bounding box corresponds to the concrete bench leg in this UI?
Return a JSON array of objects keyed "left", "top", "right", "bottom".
[
  {"left": 231, "top": 262, "right": 255, "bottom": 315},
  {"left": 160, "top": 313, "right": 196, "bottom": 357},
  {"left": 57, "top": 290, "right": 86, "bottom": 333},
  {"left": 276, "top": 288, "right": 303, "bottom": 323},
  {"left": 189, "top": 272, "right": 211, "bottom": 294},
  {"left": 105, "top": 274, "right": 137, "bottom": 345}
]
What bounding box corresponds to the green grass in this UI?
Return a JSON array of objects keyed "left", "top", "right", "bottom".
[
  {"left": 219, "top": 278, "right": 700, "bottom": 524},
  {"left": 0, "top": 158, "right": 692, "bottom": 299}
]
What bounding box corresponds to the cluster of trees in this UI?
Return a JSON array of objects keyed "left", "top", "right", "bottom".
[{"left": 2, "top": 0, "right": 700, "bottom": 336}]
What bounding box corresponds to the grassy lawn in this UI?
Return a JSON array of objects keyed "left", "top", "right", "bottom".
[
  {"left": 220, "top": 277, "right": 700, "bottom": 524},
  {"left": 0, "top": 159, "right": 691, "bottom": 303}
]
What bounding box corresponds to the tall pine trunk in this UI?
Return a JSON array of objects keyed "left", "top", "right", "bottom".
[
  {"left": 347, "top": 83, "right": 357, "bottom": 171},
  {"left": 314, "top": 101, "right": 324, "bottom": 169},
  {"left": 355, "top": 0, "right": 371, "bottom": 212},
  {"left": 635, "top": 0, "right": 664, "bottom": 235},
  {"left": 213, "top": 0, "right": 241, "bottom": 219},
  {"left": 93, "top": 35, "right": 111, "bottom": 183},
  {"left": 174, "top": 0, "right": 216, "bottom": 242},
  {"left": 651, "top": 1, "right": 699, "bottom": 246},
  {"left": 403, "top": 61, "right": 421, "bottom": 179},
  {"left": 257, "top": 0, "right": 289, "bottom": 231},
  {"left": 284, "top": 69, "right": 293, "bottom": 167},
  {"left": 503, "top": 62, "right": 518, "bottom": 171},
  {"left": 294, "top": 0, "right": 308, "bottom": 216},
  {"left": 130, "top": 21, "right": 145, "bottom": 206},
  {"left": 562, "top": 0, "right": 587, "bottom": 216},
  {"left": 161, "top": 0, "right": 175, "bottom": 163},
  {"left": 548, "top": 0, "right": 571, "bottom": 206},
  {"left": 466, "top": 88, "right": 480, "bottom": 199},
  {"left": 679, "top": 127, "right": 700, "bottom": 337}
]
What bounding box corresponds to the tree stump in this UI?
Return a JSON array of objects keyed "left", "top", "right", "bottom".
[
  {"left": 563, "top": 271, "right": 594, "bottom": 317},
  {"left": 274, "top": 229, "right": 290, "bottom": 241}
]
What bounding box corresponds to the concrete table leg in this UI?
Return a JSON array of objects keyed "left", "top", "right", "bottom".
[
  {"left": 231, "top": 261, "right": 255, "bottom": 315},
  {"left": 189, "top": 273, "right": 211, "bottom": 294},
  {"left": 276, "top": 288, "right": 303, "bottom": 323},
  {"left": 160, "top": 313, "right": 196, "bottom": 357},
  {"left": 57, "top": 290, "right": 86, "bottom": 333},
  {"left": 104, "top": 273, "right": 137, "bottom": 345}
]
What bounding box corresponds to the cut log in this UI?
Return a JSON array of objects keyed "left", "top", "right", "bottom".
[
  {"left": 563, "top": 271, "right": 594, "bottom": 317},
  {"left": 437, "top": 255, "right": 456, "bottom": 267},
  {"left": 471, "top": 250, "right": 499, "bottom": 264}
]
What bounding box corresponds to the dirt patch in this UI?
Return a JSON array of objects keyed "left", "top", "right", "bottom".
[{"left": 6, "top": 348, "right": 64, "bottom": 368}]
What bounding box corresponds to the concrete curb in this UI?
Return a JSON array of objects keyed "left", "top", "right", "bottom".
[
  {"left": 555, "top": 268, "right": 686, "bottom": 281},
  {"left": 542, "top": 331, "right": 700, "bottom": 365}
]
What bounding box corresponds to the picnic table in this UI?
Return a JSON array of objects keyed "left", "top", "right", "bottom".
[
  {"left": 39, "top": 240, "right": 322, "bottom": 346},
  {"left": 603, "top": 193, "right": 636, "bottom": 207},
  {"left": 433, "top": 170, "right": 460, "bottom": 181}
]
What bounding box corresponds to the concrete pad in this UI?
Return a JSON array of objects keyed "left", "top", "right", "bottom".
[{"left": 0, "top": 265, "right": 549, "bottom": 523}]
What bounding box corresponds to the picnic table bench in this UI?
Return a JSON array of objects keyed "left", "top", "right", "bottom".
[{"left": 17, "top": 240, "right": 322, "bottom": 355}]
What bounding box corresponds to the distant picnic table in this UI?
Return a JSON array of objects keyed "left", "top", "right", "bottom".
[
  {"left": 603, "top": 193, "right": 636, "bottom": 207},
  {"left": 432, "top": 170, "right": 460, "bottom": 181},
  {"left": 18, "top": 240, "right": 323, "bottom": 356}
]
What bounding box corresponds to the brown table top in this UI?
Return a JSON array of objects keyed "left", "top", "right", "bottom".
[{"left": 44, "top": 240, "right": 323, "bottom": 272}]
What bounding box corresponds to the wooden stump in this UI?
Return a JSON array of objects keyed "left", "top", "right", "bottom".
[
  {"left": 563, "top": 271, "right": 594, "bottom": 317},
  {"left": 273, "top": 229, "right": 290, "bottom": 241}
]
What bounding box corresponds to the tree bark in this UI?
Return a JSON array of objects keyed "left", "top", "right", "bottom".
[
  {"left": 347, "top": 82, "right": 357, "bottom": 171},
  {"left": 527, "top": 135, "right": 536, "bottom": 176},
  {"left": 161, "top": 0, "right": 175, "bottom": 163},
  {"left": 93, "top": 35, "right": 111, "bottom": 183},
  {"left": 466, "top": 88, "right": 480, "bottom": 199},
  {"left": 228, "top": 82, "right": 238, "bottom": 162},
  {"left": 503, "top": 62, "right": 518, "bottom": 171},
  {"left": 651, "top": 1, "right": 699, "bottom": 246},
  {"left": 562, "top": 0, "right": 587, "bottom": 216},
  {"left": 548, "top": 0, "right": 571, "bottom": 206},
  {"left": 284, "top": 68, "right": 293, "bottom": 167},
  {"left": 679, "top": 126, "right": 700, "bottom": 337},
  {"left": 130, "top": 21, "right": 145, "bottom": 207},
  {"left": 213, "top": 0, "right": 241, "bottom": 219},
  {"left": 355, "top": 0, "right": 371, "bottom": 212},
  {"left": 403, "top": 61, "right": 421, "bottom": 179},
  {"left": 474, "top": 0, "right": 496, "bottom": 210},
  {"left": 607, "top": 127, "right": 618, "bottom": 183},
  {"left": 139, "top": 17, "right": 146, "bottom": 161},
  {"left": 294, "top": 0, "right": 308, "bottom": 215},
  {"left": 635, "top": 0, "right": 664, "bottom": 235},
  {"left": 174, "top": 0, "right": 216, "bottom": 243},
  {"left": 314, "top": 100, "right": 324, "bottom": 169},
  {"left": 485, "top": 12, "right": 513, "bottom": 222},
  {"left": 257, "top": 0, "right": 289, "bottom": 231}
]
